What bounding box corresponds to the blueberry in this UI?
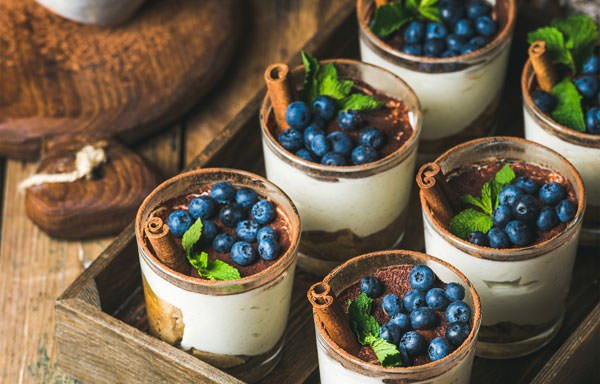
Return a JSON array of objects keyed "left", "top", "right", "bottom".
[
  {"left": 512, "top": 194, "right": 540, "bottom": 222},
  {"left": 231, "top": 241, "right": 257, "bottom": 266},
  {"left": 455, "top": 19, "right": 475, "bottom": 38},
  {"left": 399, "top": 331, "right": 426, "bottom": 357},
  {"left": 398, "top": 345, "right": 414, "bottom": 366},
  {"left": 492, "top": 205, "right": 513, "bottom": 228},
  {"left": 467, "top": 1, "right": 492, "bottom": 20},
  {"left": 467, "top": 231, "right": 489, "bottom": 246},
  {"left": 277, "top": 128, "right": 304, "bottom": 151},
  {"left": 201, "top": 220, "right": 218, "bottom": 243},
  {"left": 460, "top": 43, "right": 479, "bottom": 54},
  {"left": 235, "top": 188, "right": 258, "bottom": 209},
  {"left": 488, "top": 227, "right": 510, "bottom": 248},
  {"left": 475, "top": 15, "right": 497, "bottom": 37},
  {"left": 440, "top": 6, "right": 464, "bottom": 24},
  {"left": 428, "top": 337, "right": 451, "bottom": 361},
  {"left": 404, "top": 21, "right": 426, "bottom": 44},
  {"left": 312, "top": 95, "right": 337, "bottom": 121},
  {"left": 426, "top": 288, "right": 449, "bottom": 310},
  {"left": 382, "top": 294, "right": 402, "bottom": 316},
  {"left": 403, "top": 289, "right": 427, "bottom": 312},
  {"left": 167, "top": 210, "right": 192, "bottom": 237},
  {"left": 303, "top": 124, "right": 324, "bottom": 148},
  {"left": 388, "top": 313, "right": 411, "bottom": 331},
  {"left": 513, "top": 176, "right": 538, "bottom": 195},
  {"left": 327, "top": 131, "right": 353, "bottom": 156},
  {"left": 426, "top": 22, "right": 448, "bottom": 40},
  {"left": 445, "top": 282, "right": 465, "bottom": 302},
  {"left": 446, "top": 301, "right": 471, "bottom": 323},
  {"left": 210, "top": 181, "right": 236, "bottom": 204},
  {"left": 359, "top": 127, "right": 385, "bottom": 149},
  {"left": 539, "top": 182, "right": 566, "bottom": 205},
  {"left": 310, "top": 133, "right": 330, "bottom": 157},
  {"left": 536, "top": 206, "right": 559, "bottom": 231},
  {"left": 257, "top": 226, "right": 279, "bottom": 243},
  {"left": 446, "top": 34, "right": 466, "bottom": 51},
  {"left": 531, "top": 90, "right": 557, "bottom": 114},
  {"left": 504, "top": 220, "right": 534, "bottom": 246},
  {"left": 379, "top": 323, "right": 402, "bottom": 345},
  {"left": 295, "top": 149, "right": 316, "bottom": 162},
  {"left": 219, "top": 204, "right": 245, "bottom": 228},
  {"left": 409, "top": 265, "right": 435, "bottom": 291},
  {"left": 582, "top": 55, "right": 600, "bottom": 74},
  {"left": 410, "top": 307, "right": 438, "bottom": 329},
  {"left": 285, "top": 101, "right": 311, "bottom": 130},
  {"left": 235, "top": 220, "right": 260, "bottom": 242},
  {"left": 446, "top": 322, "right": 471, "bottom": 347},
  {"left": 424, "top": 38, "right": 446, "bottom": 57},
  {"left": 337, "top": 110, "right": 361, "bottom": 131},
  {"left": 258, "top": 237, "right": 280, "bottom": 261},
  {"left": 586, "top": 107, "right": 600, "bottom": 134},
  {"left": 402, "top": 44, "right": 423, "bottom": 56},
  {"left": 555, "top": 199, "right": 576, "bottom": 223},
  {"left": 251, "top": 200, "right": 276, "bottom": 225},
  {"left": 469, "top": 36, "right": 488, "bottom": 48},
  {"left": 360, "top": 276, "right": 383, "bottom": 298},
  {"left": 321, "top": 152, "right": 347, "bottom": 166},
  {"left": 351, "top": 145, "right": 379, "bottom": 165},
  {"left": 212, "top": 233, "right": 234, "bottom": 253},
  {"left": 498, "top": 185, "right": 524, "bottom": 207},
  {"left": 188, "top": 196, "right": 218, "bottom": 220},
  {"left": 575, "top": 76, "right": 599, "bottom": 99}
]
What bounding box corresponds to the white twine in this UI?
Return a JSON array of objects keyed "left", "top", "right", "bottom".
[{"left": 19, "top": 143, "right": 107, "bottom": 191}]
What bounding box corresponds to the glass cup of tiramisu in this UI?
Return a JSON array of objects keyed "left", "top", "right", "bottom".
[
  {"left": 135, "top": 168, "right": 300, "bottom": 382},
  {"left": 260, "top": 55, "right": 422, "bottom": 276},
  {"left": 307, "top": 250, "right": 481, "bottom": 384},
  {"left": 357, "top": 0, "right": 516, "bottom": 159},
  {"left": 417, "top": 137, "right": 585, "bottom": 358}
]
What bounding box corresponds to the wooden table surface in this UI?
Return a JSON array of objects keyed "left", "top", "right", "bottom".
[{"left": 0, "top": 1, "right": 347, "bottom": 382}]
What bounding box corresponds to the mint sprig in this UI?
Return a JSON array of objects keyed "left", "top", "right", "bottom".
[
  {"left": 347, "top": 293, "right": 402, "bottom": 367},
  {"left": 551, "top": 78, "right": 586, "bottom": 132},
  {"left": 371, "top": 0, "right": 440, "bottom": 38}
]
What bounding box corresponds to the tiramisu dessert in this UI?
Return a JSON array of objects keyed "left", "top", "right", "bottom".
[
  {"left": 308, "top": 250, "right": 480, "bottom": 384},
  {"left": 522, "top": 15, "right": 600, "bottom": 243},
  {"left": 357, "top": 0, "right": 516, "bottom": 158},
  {"left": 135, "top": 169, "right": 300, "bottom": 382},
  {"left": 418, "top": 137, "right": 585, "bottom": 358},
  {"left": 260, "top": 53, "right": 421, "bottom": 275}
]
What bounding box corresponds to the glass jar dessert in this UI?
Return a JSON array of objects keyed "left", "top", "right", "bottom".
[
  {"left": 357, "top": 0, "right": 516, "bottom": 158},
  {"left": 308, "top": 250, "right": 481, "bottom": 384},
  {"left": 134, "top": 168, "right": 301, "bottom": 383},
  {"left": 418, "top": 137, "right": 585, "bottom": 358},
  {"left": 260, "top": 57, "right": 422, "bottom": 276}
]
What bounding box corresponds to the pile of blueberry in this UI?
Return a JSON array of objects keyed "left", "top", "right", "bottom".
[
  {"left": 398, "top": 0, "right": 498, "bottom": 58},
  {"left": 359, "top": 265, "right": 472, "bottom": 365},
  {"left": 532, "top": 53, "right": 600, "bottom": 134},
  {"left": 277, "top": 97, "right": 387, "bottom": 166},
  {"left": 166, "top": 181, "right": 282, "bottom": 266},
  {"left": 467, "top": 177, "right": 577, "bottom": 248}
]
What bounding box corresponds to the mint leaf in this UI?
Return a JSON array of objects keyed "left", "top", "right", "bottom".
[
  {"left": 552, "top": 16, "right": 598, "bottom": 70},
  {"left": 462, "top": 194, "right": 486, "bottom": 212},
  {"left": 203, "top": 259, "right": 241, "bottom": 280},
  {"left": 449, "top": 208, "right": 494, "bottom": 239},
  {"left": 182, "top": 218, "right": 203, "bottom": 255},
  {"left": 494, "top": 164, "right": 516, "bottom": 185},
  {"left": 348, "top": 293, "right": 380, "bottom": 344},
  {"left": 187, "top": 251, "right": 209, "bottom": 271},
  {"left": 418, "top": 0, "right": 440, "bottom": 22},
  {"left": 365, "top": 335, "right": 403, "bottom": 367},
  {"left": 462, "top": 181, "right": 493, "bottom": 215},
  {"left": 371, "top": 2, "right": 411, "bottom": 38},
  {"left": 340, "top": 93, "right": 383, "bottom": 112},
  {"left": 528, "top": 27, "right": 574, "bottom": 72},
  {"left": 318, "top": 63, "right": 354, "bottom": 101},
  {"left": 551, "top": 78, "right": 586, "bottom": 132},
  {"left": 300, "top": 51, "right": 320, "bottom": 103}
]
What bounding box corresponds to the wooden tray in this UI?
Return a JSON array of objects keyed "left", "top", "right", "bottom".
[{"left": 56, "top": 3, "right": 600, "bottom": 383}]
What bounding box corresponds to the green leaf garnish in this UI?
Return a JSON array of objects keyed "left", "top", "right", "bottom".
[
  {"left": 300, "top": 51, "right": 320, "bottom": 104},
  {"left": 318, "top": 63, "right": 354, "bottom": 101},
  {"left": 494, "top": 164, "right": 517, "bottom": 185},
  {"left": 462, "top": 181, "right": 493, "bottom": 215},
  {"left": 371, "top": 2, "right": 411, "bottom": 38},
  {"left": 340, "top": 93, "right": 384, "bottom": 112},
  {"left": 449, "top": 208, "right": 494, "bottom": 239},
  {"left": 201, "top": 259, "right": 241, "bottom": 281},
  {"left": 188, "top": 251, "right": 209, "bottom": 271},
  {"left": 528, "top": 27, "right": 574, "bottom": 72},
  {"left": 364, "top": 335, "right": 403, "bottom": 367},
  {"left": 182, "top": 218, "right": 204, "bottom": 255},
  {"left": 417, "top": 0, "right": 441, "bottom": 22},
  {"left": 551, "top": 78, "right": 586, "bottom": 132}
]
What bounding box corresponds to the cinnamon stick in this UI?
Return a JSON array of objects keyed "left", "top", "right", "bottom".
[
  {"left": 416, "top": 162, "right": 454, "bottom": 226},
  {"left": 528, "top": 41, "right": 558, "bottom": 92},
  {"left": 374, "top": 0, "right": 388, "bottom": 7},
  {"left": 264, "top": 63, "right": 293, "bottom": 132},
  {"left": 308, "top": 282, "right": 361, "bottom": 355},
  {"left": 144, "top": 217, "right": 187, "bottom": 273}
]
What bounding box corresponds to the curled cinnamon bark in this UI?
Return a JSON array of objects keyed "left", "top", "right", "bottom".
[
  {"left": 528, "top": 41, "right": 558, "bottom": 92},
  {"left": 264, "top": 63, "right": 293, "bottom": 132},
  {"left": 308, "top": 282, "right": 361, "bottom": 355},
  {"left": 144, "top": 217, "right": 187, "bottom": 273},
  {"left": 416, "top": 162, "right": 454, "bottom": 226}
]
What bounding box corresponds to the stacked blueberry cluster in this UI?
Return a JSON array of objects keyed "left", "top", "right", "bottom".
[
  {"left": 532, "top": 54, "right": 600, "bottom": 134},
  {"left": 277, "top": 97, "right": 387, "bottom": 166},
  {"left": 468, "top": 178, "right": 577, "bottom": 248},
  {"left": 400, "top": 0, "right": 498, "bottom": 58},
  {"left": 359, "top": 265, "right": 472, "bottom": 365},
  {"left": 166, "top": 181, "right": 282, "bottom": 266}
]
